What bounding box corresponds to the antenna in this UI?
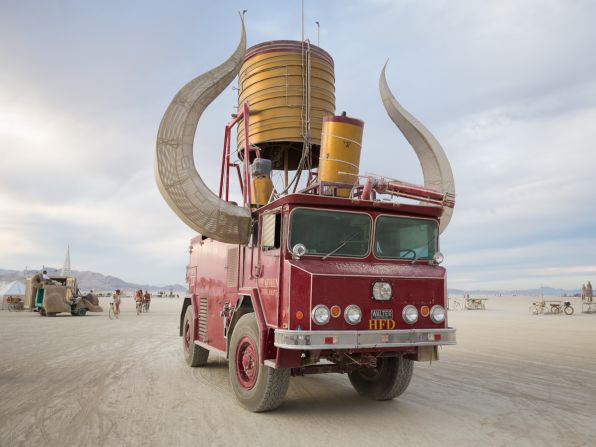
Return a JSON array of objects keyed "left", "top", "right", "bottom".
[
  {"left": 315, "top": 21, "right": 320, "bottom": 46},
  {"left": 301, "top": 0, "right": 305, "bottom": 42}
]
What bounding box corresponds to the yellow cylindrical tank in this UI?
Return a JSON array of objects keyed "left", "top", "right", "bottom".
[
  {"left": 237, "top": 40, "right": 336, "bottom": 169},
  {"left": 318, "top": 115, "right": 364, "bottom": 197},
  {"left": 251, "top": 177, "right": 274, "bottom": 206}
]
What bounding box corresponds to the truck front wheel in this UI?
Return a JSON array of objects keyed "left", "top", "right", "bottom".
[
  {"left": 348, "top": 356, "right": 413, "bottom": 400},
  {"left": 182, "top": 307, "right": 209, "bottom": 367},
  {"left": 229, "top": 313, "right": 290, "bottom": 412}
]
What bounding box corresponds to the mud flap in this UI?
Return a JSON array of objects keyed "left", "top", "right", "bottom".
[{"left": 409, "top": 346, "right": 439, "bottom": 362}]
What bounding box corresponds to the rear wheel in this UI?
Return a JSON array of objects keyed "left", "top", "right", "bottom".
[
  {"left": 564, "top": 305, "right": 574, "bottom": 315},
  {"left": 77, "top": 308, "right": 87, "bottom": 316},
  {"left": 229, "top": 313, "right": 290, "bottom": 412},
  {"left": 39, "top": 307, "right": 46, "bottom": 317},
  {"left": 348, "top": 356, "right": 414, "bottom": 400},
  {"left": 182, "top": 307, "right": 209, "bottom": 367}
]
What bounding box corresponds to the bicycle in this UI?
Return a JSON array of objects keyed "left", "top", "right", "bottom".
[
  {"left": 551, "top": 301, "right": 574, "bottom": 315},
  {"left": 108, "top": 302, "right": 115, "bottom": 320},
  {"left": 447, "top": 298, "right": 462, "bottom": 311},
  {"left": 143, "top": 300, "right": 150, "bottom": 313},
  {"left": 136, "top": 301, "right": 143, "bottom": 316}
]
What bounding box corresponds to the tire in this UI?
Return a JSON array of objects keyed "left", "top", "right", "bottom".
[
  {"left": 77, "top": 308, "right": 87, "bottom": 316},
  {"left": 229, "top": 313, "right": 290, "bottom": 412},
  {"left": 348, "top": 356, "right": 414, "bottom": 401},
  {"left": 564, "top": 306, "right": 574, "bottom": 315},
  {"left": 39, "top": 307, "right": 46, "bottom": 317},
  {"left": 108, "top": 305, "right": 115, "bottom": 320},
  {"left": 551, "top": 306, "right": 560, "bottom": 315},
  {"left": 182, "top": 307, "right": 209, "bottom": 367},
  {"left": 136, "top": 303, "right": 141, "bottom": 316}
]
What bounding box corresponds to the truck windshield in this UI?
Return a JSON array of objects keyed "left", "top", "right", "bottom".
[
  {"left": 289, "top": 209, "right": 371, "bottom": 258},
  {"left": 374, "top": 216, "right": 438, "bottom": 260}
]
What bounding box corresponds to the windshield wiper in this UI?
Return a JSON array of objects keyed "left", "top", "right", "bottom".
[{"left": 322, "top": 232, "right": 360, "bottom": 260}]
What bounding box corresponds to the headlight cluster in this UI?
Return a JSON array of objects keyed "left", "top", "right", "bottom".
[
  {"left": 344, "top": 305, "right": 362, "bottom": 325},
  {"left": 311, "top": 303, "right": 446, "bottom": 326},
  {"left": 372, "top": 281, "right": 392, "bottom": 300},
  {"left": 402, "top": 305, "right": 419, "bottom": 324},
  {"left": 311, "top": 305, "right": 331, "bottom": 325},
  {"left": 430, "top": 305, "right": 446, "bottom": 323},
  {"left": 311, "top": 304, "right": 362, "bottom": 326},
  {"left": 402, "top": 304, "right": 445, "bottom": 324}
]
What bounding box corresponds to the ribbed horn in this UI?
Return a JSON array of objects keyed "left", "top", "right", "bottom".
[
  {"left": 155, "top": 16, "right": 251, "bottom": 244},
  {"left": 379, "top": 63, "right": 455, "bottom": 233}
]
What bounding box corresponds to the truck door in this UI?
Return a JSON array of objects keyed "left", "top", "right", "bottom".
[{"left": 257, "top": 210, "right": 282, "bottom": 327}]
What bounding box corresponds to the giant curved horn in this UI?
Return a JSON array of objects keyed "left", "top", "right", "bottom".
[
  {"left": 379, "top": 63, "right": 455, "bottom": 233},
  {"left": 155, "top": 17, "right": 251, "bottom": 244}
]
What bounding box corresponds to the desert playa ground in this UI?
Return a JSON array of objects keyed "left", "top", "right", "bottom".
[{"left": 1, "top": 296, "right": 595, "bottom": 447}]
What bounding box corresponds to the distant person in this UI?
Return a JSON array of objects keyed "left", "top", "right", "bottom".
[
  {"left": 32, "top": 272, "right": 43, "bottom": 286},
  {"left": 112, "top": 289, "right": 122, "bottom": 318},
  {"left": 587, "top": 281, "right": 593, "bottom": 303},
  {"left": 42, "top": 270, "right": 51, "bottom": 283},
  {"left": 582, "top": 284, "right": 586, "bottom": 300},
  {"left": 143, "top": 290, "right": 151, "bottom": 311}
]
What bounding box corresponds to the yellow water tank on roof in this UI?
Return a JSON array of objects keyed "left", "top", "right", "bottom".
[
  {"left": 237, "top": 40, "right": 336, "bottom": 169},
  {"left": 318, "top": 114, "right": 364, "bottom": 197}
]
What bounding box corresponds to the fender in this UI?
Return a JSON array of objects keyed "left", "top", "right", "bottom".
[
  {"left": 179, "top": 297, "right": 191, "bottom": 336},
  {"left": 179, "top": 295, "right": 200, "bottom": 340},
  {"left": 236, "top": 288, "right": 270, "bottom": 364}
]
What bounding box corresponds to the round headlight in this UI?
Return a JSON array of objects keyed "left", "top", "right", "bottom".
[
  {"left": 430, "top": 305, "right": 446, "bottom": 323},
  {"left": 344, "top": 304, "right": 362, "bottom": 325},
  {"left": 312, "top": 305, "right": 330, "bottom": 325},
  {"left": 433, "top": 251, "right": 444, "bottom": 265},
  {"left": 402, "top": 305, "right": 418, "bottom": 324},
  {"left": 372, "top": 281, "right": 392, "bottom": 300},
  {"left": 292, "top": 243, "right": 307, "bottom": 259}
]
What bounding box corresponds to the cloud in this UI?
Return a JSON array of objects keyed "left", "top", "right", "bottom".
[{"left": 1, "top": 0, "right": 595, "bottom": 289}]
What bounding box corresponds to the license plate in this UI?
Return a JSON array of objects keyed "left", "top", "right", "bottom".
[{"left": 371, "top": 309, "right": 393, "bottom": 320}]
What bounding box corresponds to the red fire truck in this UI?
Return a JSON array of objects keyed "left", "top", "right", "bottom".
[
  {"left": 156, "top": 22, "right": 456, "bottom": 411},
  {"left": 180, "top": 191, "right": 455, "bottom": 411}
]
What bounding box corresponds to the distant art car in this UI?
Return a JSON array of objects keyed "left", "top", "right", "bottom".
[{"left": 25, "top": 274, "right": 103, "bottom": 316}]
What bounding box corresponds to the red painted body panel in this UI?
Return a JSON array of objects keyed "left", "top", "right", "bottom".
[{"left": 256, "top": 249, "right": 281, "bottom": 327}]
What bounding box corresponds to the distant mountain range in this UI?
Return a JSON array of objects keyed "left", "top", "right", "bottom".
[
  {"left": 448, "top": 286, "right": 580, "bottom": 296},
  {"left": 0, "top": 268, "right": 187, "bottom": 293},
  {"left": 0, "top": 267, "right": 579, "bottom": 297}
]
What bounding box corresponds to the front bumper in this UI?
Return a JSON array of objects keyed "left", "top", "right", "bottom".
[{"left": 274, "top": 327, "right": 456, "bottom": 350}]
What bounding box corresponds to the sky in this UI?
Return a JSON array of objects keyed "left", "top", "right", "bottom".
[{"left": 1, "top": 0, "right": 595, "bottom": 290}]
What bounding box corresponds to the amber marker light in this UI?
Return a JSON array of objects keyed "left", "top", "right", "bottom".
[
  {"left": 295, "top": 310, "right": 304, "bottom": 320},
  {"left": 420, "top": 306, "right": 430, "bottom": 317},
  {"left": 330, "top": 305, "right": 342, "bottom": 318}
]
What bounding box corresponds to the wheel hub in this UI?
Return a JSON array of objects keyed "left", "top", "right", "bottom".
[{"left": 236, "top": 336, "right": 258, "bottom": 390}]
